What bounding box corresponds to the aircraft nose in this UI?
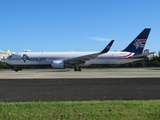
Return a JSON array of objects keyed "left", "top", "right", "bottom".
[{"left": 1, "top": 57, "right": 8, "bottom": 63}]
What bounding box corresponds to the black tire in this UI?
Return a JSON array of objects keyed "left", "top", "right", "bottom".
[
  {"left": 78, "top": 67, "right": 81, "bottom": 71},
  {"left": 74, "top": 67, "right": 77, "bottom": 71}
]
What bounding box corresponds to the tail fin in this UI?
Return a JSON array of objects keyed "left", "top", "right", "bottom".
[{"left": 122, "top": 28, "right": 151, "bottom": 54}]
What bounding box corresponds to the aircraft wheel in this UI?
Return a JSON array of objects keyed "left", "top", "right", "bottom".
[
  {"left": 74, "top": 67, "right": 81, "bottom": 72},
  {"left": 14, "top": 66, "right": 19, "bottom": 72},
  {"left": 74, "top": 67, "right": 77, "bottom": 71},
  {"left": 78, "top": 67, "right": 81, "bottom": 71}
]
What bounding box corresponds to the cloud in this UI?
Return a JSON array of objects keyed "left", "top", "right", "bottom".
[{"left": 89, "top": 37, "right": 112, "bottom": 42}]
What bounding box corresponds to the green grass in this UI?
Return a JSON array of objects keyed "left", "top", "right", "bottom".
[{"left": 0, "top": 100, "right": 160, "bottom": 120}]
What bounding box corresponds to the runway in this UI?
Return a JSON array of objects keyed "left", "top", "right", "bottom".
[
  {"left": 0, "top": 68, "right": 160, "bottom": 102},
  {"left": 1, "top": 68, "right": 160, "bottom": 79},
  {"left": 0, "top": 78, "right": 160, "bottom": 102}
]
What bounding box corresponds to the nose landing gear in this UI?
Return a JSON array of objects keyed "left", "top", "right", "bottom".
[{"left": 13, "top": 66, "right": 22, "bottom": 72}]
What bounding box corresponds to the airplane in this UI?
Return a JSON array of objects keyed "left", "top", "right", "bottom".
[{"left": 3, "top": 28, "right": 151, "bottom": 72}]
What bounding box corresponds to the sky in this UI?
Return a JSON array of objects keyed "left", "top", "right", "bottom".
[{"left": 0, "top": 0, "right": 160, "bottom": 53}]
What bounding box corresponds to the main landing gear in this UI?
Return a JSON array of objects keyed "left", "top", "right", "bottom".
[{"left": 74, "top": 66, "right": 81, "bottom": 72}]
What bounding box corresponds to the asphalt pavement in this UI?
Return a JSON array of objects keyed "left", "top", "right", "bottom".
[{"left": 0, "top": 78, "right": 160, "bottom": 102}]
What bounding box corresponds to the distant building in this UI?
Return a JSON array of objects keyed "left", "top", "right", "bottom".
[
  {"left": 158, "top": 51, "right": 160, "bottom": 57},
  {"left": 23, "top": 49, "right": 31, "bottom": 52},
  {"left": 0, "top": 50, "right": 15, "bottom": 61},
  {"left": 144, "top": 49, "right": 157, "bottom": 60}
]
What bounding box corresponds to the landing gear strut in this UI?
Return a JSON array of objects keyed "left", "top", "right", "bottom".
[{"left": 74, "top": 66, "right": 81, "bottom": 72}]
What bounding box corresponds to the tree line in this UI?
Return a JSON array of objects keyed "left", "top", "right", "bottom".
[
  {"left": 0, "top": 61, "right": 12, "bottom": 69},
  {"left": 1, "top": 57, "right": 160, "bottom": 69}
]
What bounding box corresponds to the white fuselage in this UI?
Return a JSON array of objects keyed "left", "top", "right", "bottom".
[{"left": 4, "top": 51, "right": 141, "bottom": 67}]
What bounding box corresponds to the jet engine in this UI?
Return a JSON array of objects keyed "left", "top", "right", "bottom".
[{"left": 51, "top": 60, "right": 64, "bottom": 68}]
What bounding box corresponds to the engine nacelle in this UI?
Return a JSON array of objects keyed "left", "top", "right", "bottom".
[{"left": 51, "top": 60, "right": 64, "bottom": 69}]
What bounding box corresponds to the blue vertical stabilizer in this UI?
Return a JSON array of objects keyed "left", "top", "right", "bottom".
[{"left": 122, "top": 28, "right": 151, "bottom": 54}]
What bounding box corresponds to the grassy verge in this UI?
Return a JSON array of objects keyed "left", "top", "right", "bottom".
[{"left": 0, "top": 100, "right": 160, "bottom": 120}]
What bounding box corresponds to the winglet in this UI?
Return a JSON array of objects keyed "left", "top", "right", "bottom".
[{"left": 100, "top": 40, "right": 114, "bottom": 53}]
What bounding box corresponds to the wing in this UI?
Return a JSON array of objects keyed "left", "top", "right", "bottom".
[{"left": 64, "top": 40, "right": 114, "bottom": 65}]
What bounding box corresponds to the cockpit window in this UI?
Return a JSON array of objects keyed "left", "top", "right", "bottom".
[{"left": 8, "top": 55, "right": 12, "bottom": 58}]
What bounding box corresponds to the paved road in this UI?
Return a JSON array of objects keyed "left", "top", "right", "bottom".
[{"left": 0, "top": 78, "right": 160, "bottom": 102}]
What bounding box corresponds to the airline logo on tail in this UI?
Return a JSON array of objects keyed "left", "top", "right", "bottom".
[
  {"left": 21, "top": 54, "right": 47, "bottom": 62},
  {"left": 133, "top": 39, "right": 146, "bottom": 49}
]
